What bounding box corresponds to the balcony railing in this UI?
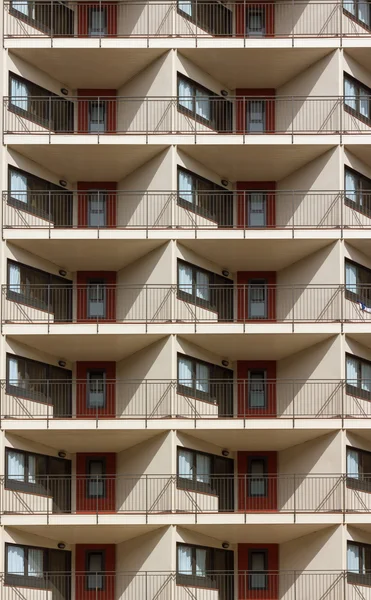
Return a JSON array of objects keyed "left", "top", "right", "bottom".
[
  {"left": 3, "top": 189, "right": 371, "bottom": 231},
  {"left": 3, "top": 283, "right": 371, "bottom": 324},
  {"left": 3, "top": 0, "right": 371, "bottom": 40},
  {"left": 0, "top": 570, "right": 358, "bottom": 600},
  {"left": 3, "top": 95, "right": 371, "bottom": 136},
  {"left": 2, "top": 473, "right": 369, "bottom": 515},
  {"left": 0, "top": 378, "right": 370, "bottom": 421}
]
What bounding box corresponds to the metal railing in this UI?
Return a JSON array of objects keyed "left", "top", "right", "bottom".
[
  {"left": 0, "top": 473, "right": 363, "bottom": 515},
  {"left": 3, "top": 95, "right": 371, "bottom": 136},
  {"left": 3, "top": 189, "right": 371, "bottom": 231},
  {"left": 2, "top": 283, "right": 371, "bottom": 324},
  {"left": 3, "top": 0, "right": 371, "bottom": 40},
  {"left": 0, "top": 378, "right": 370, "bottom": 421},
  {"left": 0, "top": 570, "right": 360, "bottom": 600}
]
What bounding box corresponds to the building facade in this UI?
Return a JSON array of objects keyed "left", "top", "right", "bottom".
[{"left": 2, "top": 1, "right": 371, "bottom": 599}]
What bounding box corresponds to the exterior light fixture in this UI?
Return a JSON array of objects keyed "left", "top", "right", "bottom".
[
  {"left": 59, "top": 180, "right": 67, "bottom": 187},
  {"left": 222, "top": 360, "right": 229, "bottom": 367},
  {"left": 222, "top": 449, "right": 230, "bottom": 457},
  {"left": 57, "top": 542, "right": 66, "bottom": 549},
  {"left": 59, "top": 270, "right": 67, "bottom": 277},
  {"left": 221, "top": 179, "right": 229, "bottom": 186},
  {"left": 60, "top": 88, "right": 69, "bottom": 96},
  {"left": 58, "top": 451, "right": 67, "bottom": 459},
  {"left": 222, "top": 270, "right": 230, "bottom": 278},
  {"left": 221, "top": 90, "right": 229, "bottom": 97},
  {"left": 58, "top": 360, "right": 67, "bottom": 367},
  {"left": 222, "top": 542, "right": 230, "bottom": 549}
]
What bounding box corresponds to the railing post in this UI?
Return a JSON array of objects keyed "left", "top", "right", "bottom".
[
  {"left": 51, "top": 0, "right": 54, "bottom": 41},
  {"left": 49, "top": 96, "right": 52, "bottom": 144},
  {"left": 291, "top": 189, "right": 294, "bottom": 235},
  {"left": 293, "top": 473, "right": 296, "bottom": 522},
  {"left": 145, "top": 474, "right": 148, "bottom": 523},
  {"left": 47, "top": 283, "right": 51, "bottom": 333},
  {"left": 48, "top": 190, "right": 51, "bottom": 239},
  {"left": 97, "top": 191, "right": 100, "bottom": 238},
  {"left": 96, "top": 475, "right": 99, "bottom": 523}
]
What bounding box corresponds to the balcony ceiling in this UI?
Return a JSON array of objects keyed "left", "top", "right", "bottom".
[
  {"left": 8, "top": 239, "right": 165, "bottom": 271},
  {"left": 7, "top": 145, "right": 168, "bottom": 182},
  {"left": 182, "top": 523, "right": 333, "bottom": 544},
  {"left": 9, "top": 48, "right": 166, "bottom": 88},
  {"left": 180, "top": 144, "right": 336, "bottom": 181},
  {"left": 179, "top": 48, "right": 333, "bottom": 88},
  {"left": 7, "top": 524, "right": 164, "bottom": 545}
]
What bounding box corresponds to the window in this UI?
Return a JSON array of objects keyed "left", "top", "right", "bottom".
[
  {"left": 345, "top": 167, "right": 371, "bottom": 218},
  {"left": 177, "top": 0, "right": 232, "bottom": 34},
  {"left": 348, "top": 542, "right": 371, "bottom": 585},
  {"left": 345, "top": 259, "right": 371, "bottom": 306},
  {"left": 344, "top": 0, "right": 371, "bottom": 29},
  {"left": 248, "top": 193, "right": 266, "bottom": 227},
  {"left": 8, "top": 166, "right": 72, "bottom": 226},
  {"left": 5, "top": 448, "right": 48, "bottom": 493},
  {"left": 177, "top": 74, "right": 232, "bottom": 131},
  {"left": 177, "top": 543, "right": 233, "bottom": 588},
  {"left": 8, "top": 73, "right": 73, "bottom": 132},
  {"left": 89, "top": 101, "right": 106, "bottom": 133},
  {"left": 89, "top": 7, "right": 107, "bottom": 36},
  {"left": 248, "top": 279, "right": 267, "bottom": 319},
  {"left": 177, "top": 447, "right": 212, "bottom": 491},
  {"left": 177, "top": 167, "right": 233, "bottom": 226},
  {"left": 87, "top": 458, "right": 106, "bottom": 498},
  {"left": 344, "top": 74, "right": 371, "bottom": 123},
  {"left": 178, "top": 260, "right": 211, "bottom": 306},
  {"left": 88, "top": 191, "right": 106, "bottom": 227},
  {"left": 177, "top": 354, "right": 211, "bottom": 399},
  {"left": 87, "top": 280, "right": 106, "bottom": 318},
  {"left": 86, "top": 551, "right": 105, "bottom": 590},
  {"left": 6, "top": 353, "right": 72, "bottom": 403},
  {"left": 347, "top": 446, "right": 371, "bottom": 492},
  {"left": 246, "top": 7, "right": 265, "bottom": 36},
  {"left": 247, "top": 100, "right": 265, "bottom": 133},
  {"left": 346, "top": 353, "right": 371, "bottom": 398},
  {"left": 248, "top": 550, "right": 268, "bottom": 590},
  {"left": 248, "top": 370, "right": 267, "bottom": 408},
  {"left": 5, "top": 544, "right": 71, "bottom": 589},
  {"left": 7, "top": 260, "right": 72, "bottom": 317},
  {"left": 248, "top": 457, "right": 267, "bottom": 497},
  {"left": 87, "top": 370, "right": 106, "bottom": 408}
]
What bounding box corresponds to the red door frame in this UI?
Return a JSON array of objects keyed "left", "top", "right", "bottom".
[
  {"left": 237, "top": 271, "right": 276, "bottom": 322},
  {"left": 77, "top": 89, "right": 117, "bottom": 133},
  {"left": 76, "top": 453, "right": 116, "bottom": 512},
  {"left": 238, "top": 543, "right": 279, "bottom": 600},
  {"left": 237, "top": 181, "right": 276, "bottom": 228},
  {"left": 237, "top": 360, "right": 277, "bottom": 417},
  {"left": 237, "top": 451, "right": 277, "bottom": 511},
  {"left": 76, "top": 271, "right": 116, "bottom": 322},
  {"left": 76, "top": 361, "right": 116, "bottom": 418},
  {"left": 235, "top": 1, "right": 275, "bottom": 37},
  {"left": 77, "top": 4, "right": 117, "bottom": 37},
  {"left": 75, "top": 544, "right": 115, "bottom": 600},
  {"left": 236, "top": 89, "right": 275, "bottom": 134},
  {"left": 77, "top": 181, "right": 117, "bottom": 228}
]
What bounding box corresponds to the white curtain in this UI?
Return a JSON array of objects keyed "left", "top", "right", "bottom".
[
  {"left": 9, "top": 263, "right": 21, "bottom": 294},
  {"left": 13, "top": 0, "right": 30, "bottom": 16},
  {"left": 196, "top": 270, "right": 210, "bottom": 301},
  {"left": 10, "top": 171, "right": 27, "bottom": 203},
  {"left": 344, "top": 0, "right": 356, "bottom": 15},
  {"left": 196, "top": 362, "right": 209, "bottom": 393},
  {"left": 28, "top": 549, "right": 43, "bottom": 577},
  {"left": 346, "top": 355, "right": 358, "bottom": 387},
  {"left": 195, "top": 548, "right": 207, "bottom": 577},
  {"left": 345, "top": 261, "right": 357, "bottom": 293},
  {"left": 345, "top": 170, "right": 357, "bottom": 204},
  {"left": 7, "top": 450, "right": 25, "bottom": 482},
  {"left": 7, "top": 545, "right": 25, "bottom": 575},
  {"left": 196, "top": 89, "right": 211, "bottom": 121},
  {"left": 179, "top": 171, "right": 194, "bottom": 205},
  {"left": 178, "top": 79, "right": 193, "bottom": 112},
  {"left": 347, "top": 449, "right": 360, "bottom": 479},
  {"left": 178, "top": 356, "right": 193, "bottom": 388},
  {"left": 8, "top": 356, "right": 19, "bottom": 386},
  {"left": 359, "top": 2, "right": 370, "bottom": 25},
  {"left": 179, "top": 0, "right": 192, "bottom": 16},
  {"left": 360, "top": 95, "right": 370, "bottom": 119},
  {"left": 178, "top": 449, "right": 193, "bottom": 480},
  {"left": 196, "top": 453, "right": 211, "bottom": 484},
  {"left": 179, "top": 263, "right": 193, "bottom": 295},
  {"left": 362, "top": 361, "right": 371, "bottom": 392},
  {"left": 28, "top": 455, "right": 36, "bottom": 484},
  {"left": 11, "top": 77, "right": 28, "bottom": 111},
  {"left": 178, "top": 545, "right": 192, "bottom": 574},
  {"left": 348, "top": 543, "right": 360, "bottom": 573},
  {"left": 345, "top": 79, "right": 357, "bottom": 111}
]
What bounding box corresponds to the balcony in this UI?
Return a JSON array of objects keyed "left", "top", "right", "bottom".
[
  {"left": 0, "top": 472, "right": 363, "bottom": 520},
  {"left": 1, "top": 378, "right": 370, "bottom": 422},
  {"left": 3, "top": 95, "right": 371, "bottom": 141},
  {"left": 3, "top": 189, "right": 371, "bottom": 236},
  {"left": 0, "top": 570, "right": 357, "bottom": 600},
  {"left": 3, "top": 0, "right": 370, "bottom": 46}
]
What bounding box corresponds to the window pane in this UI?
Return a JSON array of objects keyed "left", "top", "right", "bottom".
[
  {"left": 250, "top": 552, "right": 267, "bottom": 589},
  {"left": 179, "top": 0, "right": 192, "bottom": 16},
  {"left": 88, "top": 372, "right": 105, "bottom": 408},
  {"left": 88, "top": 193, "right": 106, "bottom": 227},
  {"left": 249, "top": 281, "right": 267, "bottom": 318},
  {"left": 90, "top": 8, "right": 106, "bottom": 35},
  {"left": 28, "top": 455, "right": 36, "bottom": 484},
  {"left": 347, "top": 448, "right": 360, "bottom": 478},
  {"left": 178, "top": 545, "right": 192, "bottom": 574},
  {"left": 87, "top": 553, "right": 103, "bottom": 590},
  {"left": 10, "top": 170, "right": 28, "bottom": 203},
  {"left": 249, "top": 371, "right": 266, "bottom": 408},
  {"left": 196, "top": 89, "right": 211, "bottom": 121},
  {"left": 359, "top": 1, "right": 370, "bottom": 25},
  {"left": 346, "top": 355, "right": 359, "bottom": 386},
  {"left": 196, "top": 270, "right": 210, "bottom": 301},
  {"left": 345, "top": 170, "right": 357, "bottom": 203},
  {"left": 28, "top": 549, "right": 43, "bottom": 577},
  {"left": 178, "top": 263, "right": 193, "bottom": 295},
  {"left": 344, "top": 0, "right": 356, "bottom": 15},
  {"left": 196, "top": 453, "right": 211, "bottom": 484},
  {"left": 348, "top": 543, "right": 360, "bottom": 573},
  {"left": 195, "top": 548, "right": 207, "bottom": 576},
  {"left": 178, "top": 79, "right": 194, "bottom": 112},
  {"left": 196, "top": 362, "right": 209, "bottom": 393},
  {"left": 88, "top": 283, "right": 105, "bottom": 317},
  {"left": 7, "top": 545, "right": 25, "bottom": 575},
  {"left": 8, "top": 451, "right": 25, "bottom": 481},
  {"left": 178, "top": 449, "right": 193, "bottom": 479},
  {"left": 345, "top": 261, "right": 357, "bottom": 293},
  {"left": 247, "top": 100, "right": 265, "bottom": 133},
  {"left": 178, "top": 356, "right": 193, "bottom": 388},
  {"left": 249, "top": 194, "right": 266, "bottom": 227},
  {"left": 345, "top": 79, "right": 357, "bottom": 111},
  {"left": 249, "top": 459, "right": 266, "bottom": 496},
  {"left": 11, "top": 77, "right": 28, "bottom": 111},
  {"left": 178, "top": 170, "right": 194, "bottom": 205},
  {"left": 361, "top": 362, "right": 371, "bottom": 392}
]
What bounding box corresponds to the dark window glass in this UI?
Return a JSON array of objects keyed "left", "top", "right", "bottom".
[
  {"left": 345, "top": 166, "right": 371, "bottom": 218},
  {"left": 89, "top": 101, "right": 106, "bottom": 133},
  {"left": 248, "top": 457, "right": 267, "bottom": 497},
  {"left": 344, "top": 74, "right": 371, "bottom": 123},
  {"left": 248, "top": 370, "right": 267, "bottom": 408},
  {"left": 87, "top": 459, "right": 106, "bottom": 498},
  {"left": 348, "top": 542, "right": 371, "bottom": 585},
  {"left": 87, "top": 551, "right": 105, "bottom": 590},
  {"left": 343, "top": 0, "right": 371, "bottom": 29},
  {"left": 246, "top": 7, "right": 265, "bottom": 36},
  {"left": 87, "top": 280, "right": 106, "bottom": 318},
  {"left": 248, "top": 279, "right": 267, "bottom": 319},
  {"left": 177, "top": 74, "right": 232, "bottom": 132},
  {"left": 87, "top": 371, "right": 106, "bottom": 409},
  {"left": 345, "top": 259, "right": 371, "bottom": 306},
  {"left": 88, "top": 191, "right": 106, "bottom": 227},
  {"left": 246, "top": 100, "right": 265, "bottom": 133},
  {"left": 248, "top": 550, "right": 268, "bottom": 590},
  {"left": 89, "top": 7, "right": 107, "bottom": 36},
  {"left": 8, "top": 166, "right": 72, "bottom": 227}
]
